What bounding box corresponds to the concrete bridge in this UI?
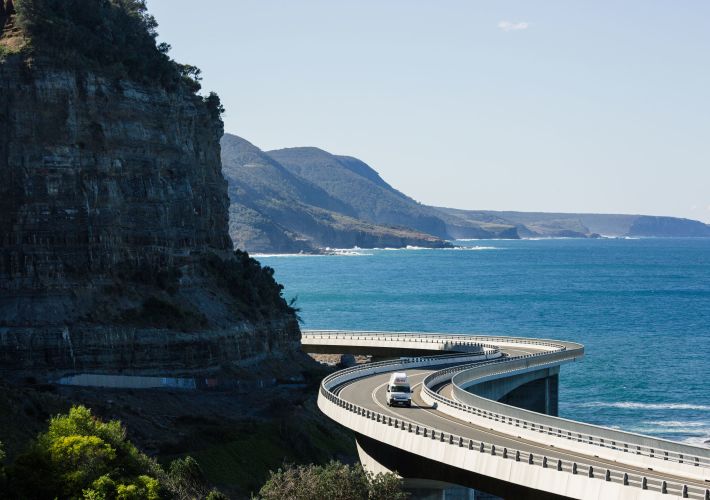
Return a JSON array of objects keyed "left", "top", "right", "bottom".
[{"left": 303, "top": 330, "right": 710, "bottom": 500}]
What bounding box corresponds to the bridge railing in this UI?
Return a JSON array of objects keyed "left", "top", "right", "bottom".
[
  {"left": 321, "top": 350, "right": 501, "bottom": 391},
  {"left": 420, "top": 347, "right": 710, "bottom": 472},
  {"left": 319, "top": 352, "right": 710, "bottom": 500},
  {"left": 304, "top": 329, "right": 574, "bottom": 350},
  {"left": 313, "top": 330, "right": 710, "bottom": 491}
]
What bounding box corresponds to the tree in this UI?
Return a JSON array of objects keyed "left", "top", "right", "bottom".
[
  {"left": 11, "top": 0, "right": 191, "bottom": 90},
  {"left": 178, "top": 63, "right": 203, "bottom": 92},
  {"left": 7, "top": 405, "right": 165, "bottom": 499},
  {"left": 257, "top": 461, "right": 408, "bottom": 500},
  {"left": 4, "top": 405, "right": 225, "bottom": 499},
  {"left": 204, "top": 92, "right": 225, "bottom": 119}
]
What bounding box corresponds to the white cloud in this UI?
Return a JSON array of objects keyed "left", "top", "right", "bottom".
[{"left": 498, "top": 20, "right": 529, "bottom": 32}]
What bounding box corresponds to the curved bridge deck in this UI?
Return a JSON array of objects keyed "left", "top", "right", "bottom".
[{"left": 304, "top": 330, "right": 710, "bottom": 500}]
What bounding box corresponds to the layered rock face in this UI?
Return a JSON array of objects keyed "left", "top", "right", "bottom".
[
  {"left": 0, "top": 14, "right": 299, "bottom": 380},
  {"left": 0, "top": 59, "right": 231, "bottom": 289}
]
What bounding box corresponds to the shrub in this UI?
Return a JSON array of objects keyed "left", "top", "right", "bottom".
[
  {"left": 204, "top": 92, "right": 225, "bottom": 119},
  {"left": 257, "top": 461, "right": 408, "bottom": 500},
  {"left": 3, "top": 405, "right": 228, "bottom": 498},
  {"left": 165, "top": 456, "right": 211, "bottom": 500},
  {"left": 13, "top": 0, "right": 171, "bottom": 85},
  {"left": 204, "top": 250, "right": 298, "bottom": 322},
  {"left": 6, "top": 405, "right": 165, "bottom": 499},
  {"left": 8, "top": 0, "right": 216, "bottom": 97}
]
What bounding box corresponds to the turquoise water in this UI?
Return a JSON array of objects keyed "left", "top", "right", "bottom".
[{"left": 258, "top": 238, "right": 710, "bottom": 447}]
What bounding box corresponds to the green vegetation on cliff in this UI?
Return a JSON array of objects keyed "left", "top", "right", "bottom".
[
  {"left": 10, "top": 0, "right": 175, "bottom": 85},
  {"left": 221, "top": 134, "right": 454, "bottom": 252},
  {"left": 104, "top": 250, "right": 297, "bottom": 330},
  {"left": 204, "top": 250, "right": 299, "bottom": 322},
  {"left": 3, "top": 0, "right": 224, "bottom": 109},
  {"left": 267, "top": 146, "right": 451, "bottom": 239}
]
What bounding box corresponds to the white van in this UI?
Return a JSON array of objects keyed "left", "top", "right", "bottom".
[{"left": 386, "top": 372, "right": 412, "bottom": 407}]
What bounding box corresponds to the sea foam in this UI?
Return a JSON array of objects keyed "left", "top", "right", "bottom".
[{"left": 578, "top": 401, "right": 710, "bottom": 411}]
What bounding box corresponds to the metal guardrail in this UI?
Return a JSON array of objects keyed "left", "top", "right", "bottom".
[
  {"left": 420, "top": 349, "right": 710, "bottom": 471},
  {"left": 304, "top": 330, "right": 573, "bottom": 350},
  {"left": 320, "top": 351, "right": 500, "bottom": 390},
  {"left": 320, "top": 358, "right": 710, "bottom": 499},
  {"left": 315, "top": 331, "right": 710, "bottom": 499}
]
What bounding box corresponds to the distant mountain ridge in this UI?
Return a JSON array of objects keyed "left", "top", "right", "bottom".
[
  {"left": 267, "top": 146, "right": 451, "bottom": 238},
  {"left": 441, "top": 209, "right": 710, "bottom": 238},
  {"left": 221, "top": 135, "right": 454, "bottom": 252},
  {"left": 222, "top": 134, "right": 710, "bottom": 252}
]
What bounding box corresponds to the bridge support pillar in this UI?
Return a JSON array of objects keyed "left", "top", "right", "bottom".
[
  {"left": 497, "top": 373, "right": 559, "bottom": 416},
  {"left": 546, "top": 373, "right": 559, "bottom": 416},
  {"left": 464, "top": 367, "right": 560, "bottom": 416}
]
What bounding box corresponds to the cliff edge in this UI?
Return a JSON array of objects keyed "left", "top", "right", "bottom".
[{"left": 0, "top": 0, "right": 300, "bottom": 381}]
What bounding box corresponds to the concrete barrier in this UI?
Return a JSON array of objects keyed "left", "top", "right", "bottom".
[
  {"left": 418, "top": 347, "right": 710, "bottom": 481},
  {"left": 319, "top": 355, "right": 704, "bottom": 499},
  {"left": 313, "top": 330, "right": 710, "bottom": 499}
]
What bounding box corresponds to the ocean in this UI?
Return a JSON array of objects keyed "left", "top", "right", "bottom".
[{"left": 257, "top": 238, "right": 710, "bottom": 447}]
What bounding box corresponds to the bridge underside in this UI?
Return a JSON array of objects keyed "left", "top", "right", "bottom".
[
  {"left": 356, "top": 434, "right": 570, "bottom": 500},
  {"left": 302, "top": 345, "right": 473, "bottom": 358}
]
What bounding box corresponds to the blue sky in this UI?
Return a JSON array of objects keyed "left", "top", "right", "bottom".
[{"left": 150, "top": 1, "right": 710, "bottom": 222}]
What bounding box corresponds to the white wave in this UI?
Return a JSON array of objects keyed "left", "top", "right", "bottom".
[
  {"left": 625, "top": 424, "right": 710, "bottom": 436},
  {"left": 644, "top": 420, "right": 708, "bottom": 428},
  {"left": 587, "top": 421, "right": 710, "bottom": 442},
  {"left": 255, "top": 247, "right": 377, "bottom": 257},
  {"left": 377, "top": 246, "right": 429, "bottom": 251},
  {"left": 521, "top": 237, "right": 576, "bottom": 240},
  {"left": 445, "top": 246, "right": 499, "bottom": 251},
  {"left": 681, "top": 436, "right": 710, "bottom": 448},
  {"left": 594, "top": 235, "right": 642, "bottom": 240},
  {"left": 578, "top": 401, "right": 710, "bottom": 411},
  {"left": 327, "top": 248, "right": 374, "bottom": 256},
  {"left": 253, "top": 253, "right": 323, "bottom": 258},
  {"left": 384, "top": 245, "right": 500, "bottom": 251},
  {"left": 454, "top": 238, "right": 522, "bottom": 242}
]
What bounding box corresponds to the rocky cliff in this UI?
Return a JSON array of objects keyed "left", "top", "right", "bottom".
[{"left": 0, "top": 1, "right": 299, "bottom": 381}]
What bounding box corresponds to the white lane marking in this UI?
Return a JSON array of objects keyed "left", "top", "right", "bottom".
[
  {"left": 328, "top": 351, "right": 708, "bottom": 490},
  {"left": 356, "top": 370, "right": 709, "bottom": 489}
]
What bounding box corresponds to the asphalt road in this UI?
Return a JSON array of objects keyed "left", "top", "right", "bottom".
[{"left": 333, "top": 347, "right": 710, "bottom": 497}]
